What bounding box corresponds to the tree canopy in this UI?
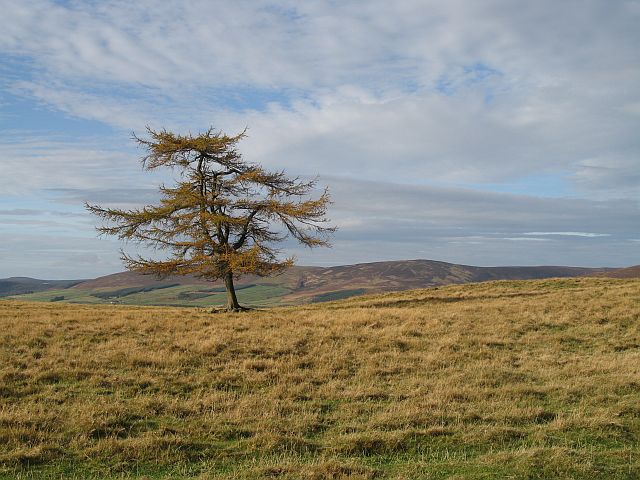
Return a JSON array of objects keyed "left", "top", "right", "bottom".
[{"left": 86, "top": 127, "right": 335, "bottom": 310}]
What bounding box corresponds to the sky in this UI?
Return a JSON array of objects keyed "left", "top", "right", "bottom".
[{"left": 0, "top": 0, "right": 639, "bottom": 279}]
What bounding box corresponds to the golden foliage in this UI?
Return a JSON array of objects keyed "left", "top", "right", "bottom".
[{"left": 86, "top": 127, "right": 334, "bottom": 309}]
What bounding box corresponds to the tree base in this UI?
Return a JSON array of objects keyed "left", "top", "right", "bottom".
[{"left": 208, "top": 306, "right": 252, "bottom": 314}]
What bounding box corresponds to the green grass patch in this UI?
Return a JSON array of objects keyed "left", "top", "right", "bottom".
[
  {"left": 312, "top": 288, "right": 368, "bottom": 302},
  {"left": 8, "top": 284, "right": 292, "bottom": 308},
  {"left": 90, "top": 284, "right": 180, "bottom": 300}
]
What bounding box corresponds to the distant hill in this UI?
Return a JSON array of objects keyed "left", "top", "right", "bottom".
[
  {"left": 595, "top": 265, "right": 640, "bottom": 278},
  {"left": 0, "top": 277, "right": 83, "bottom": 296},
  {"left": 71, "top": 266, "right": 321, "bottom": 292},
  {"left": 72, "top": 260, "right": 608, "bottom": 291},
  {"left": 3, "top": 259, "right": 616, "bottom": 307}
]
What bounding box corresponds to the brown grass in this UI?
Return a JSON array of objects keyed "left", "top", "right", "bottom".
[{"left": 0, "top": 277, "right": 639, "bottom": 479}]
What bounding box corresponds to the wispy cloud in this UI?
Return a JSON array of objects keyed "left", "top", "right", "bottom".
[
  {"left": 523, "top": 232, "right": 611, "bottom": 237},
  {"left": 0, "top": 133, "right": 165, "bottom": 196},
  {"left": 0, "top": 209, "right": 40, "bottom": 215},
  {"left": 500, "top": 237, "right": 550, "bottom": 242},
  {"left": 0, "top": 1, "right": 637, "bottom": 191}
]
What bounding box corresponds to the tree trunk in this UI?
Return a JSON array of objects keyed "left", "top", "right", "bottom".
[{"left": 223, "top": 271, "right": 241, "bottom": 311}]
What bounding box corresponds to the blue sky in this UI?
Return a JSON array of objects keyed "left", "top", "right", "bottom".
[{"left": 0, "top": 0, "right": 639, "bottom": 278}]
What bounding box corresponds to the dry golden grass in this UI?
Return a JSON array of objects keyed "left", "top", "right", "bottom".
[{"left": 0, "top": 277, "right": 639, "bottom": 479}]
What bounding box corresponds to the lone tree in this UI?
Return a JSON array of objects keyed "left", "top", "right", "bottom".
[{"left": 86, "top": 128, "right": 334, "bottom": 311}]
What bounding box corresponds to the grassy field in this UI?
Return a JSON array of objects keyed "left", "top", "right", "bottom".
[
  {"left": 8, "top": 284, "right": 293, "bottom": 308},
  {"left": 1, "top": 277, "right": 639, "bottom": 479}
]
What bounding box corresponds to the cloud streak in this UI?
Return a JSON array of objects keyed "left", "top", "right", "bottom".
[{"left": 523, "top": 232, "right": 611, "bottom": 238}]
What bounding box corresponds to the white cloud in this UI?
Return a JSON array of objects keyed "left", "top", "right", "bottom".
[
  {"left": 523, "top": 232, "right": 611, "bottom": 237},
  {"left": 573, "top": 154, "right": 640, "bottom": 199},
  {"left": 1, "top": 0, "right": 637, "bottom": 192},
  {"left": 14, "top": 82, "right": 152, "bottom": 130},
  {"left": 227, "top": 88, "right": 634, "bottom": 186},
  {"left": 500, "top": 237, "right": 550, "bottom": 242},
  {"left": 0, "top": 134, "right": 168, "bottom": 195}
]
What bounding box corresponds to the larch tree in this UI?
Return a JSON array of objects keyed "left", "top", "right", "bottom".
[{"left": 86, "top": 128, "right": 335, "bottom": 311}]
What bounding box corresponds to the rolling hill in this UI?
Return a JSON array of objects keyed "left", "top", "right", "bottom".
[
  {"left": 3, "top": 259, "right": 615, "bottom": 307},
  {"left": 0, "top": 277, "right": 83, "bottom": 296},
  {"left": 596, "top": 264, "right": 640, "bottom": 278}
]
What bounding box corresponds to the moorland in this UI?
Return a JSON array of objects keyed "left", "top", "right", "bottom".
[{"left": 1, "top": 277, "right": 639, "bottom": 478}]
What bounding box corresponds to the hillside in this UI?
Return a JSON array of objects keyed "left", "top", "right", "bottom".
[
  {"left": 0, "top": 277, "right": 638, "bottom": 479},
  {"left": 597, "top": 264, "right": 640, "bottom": 278},
  {"left": 0, "top": 277, "right": 82, "bottom": 296},
  {"left": 72, "top": 260, "right": 608, "bottom": 292},
  {"left": 6, "top": 259, "right": 612, "bottom": 307}
]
